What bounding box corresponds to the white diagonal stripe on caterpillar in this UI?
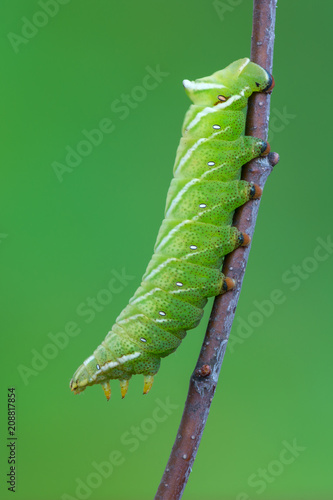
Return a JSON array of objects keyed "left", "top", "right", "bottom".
[
  {"left": 165, "top": 178, "right": 200, "bottom": 217},
  {"left": 186, "top": 90, "right": 246, "bottom": 131},
  {"left": 117, "top": 352, "right": 141, "bottom": 364},
  {"left": 174, "top": 130, "right": 223, "bottom": 174},
  {"left": 183, "top": 80, "right": 227, "bottom": 91},
  {"left": 237, "top": 58, "right": 250, "bottom": 73},
  {"left": 83, "top": 355, "right": 95, "bottom": 366},
  {"left": 153, "top": 220, "right": 191, "bottom": 252}
]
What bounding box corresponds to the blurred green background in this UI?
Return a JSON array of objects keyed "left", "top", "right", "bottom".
[{"left": 1, "top": 1, "right": 332, "bottom": 499}]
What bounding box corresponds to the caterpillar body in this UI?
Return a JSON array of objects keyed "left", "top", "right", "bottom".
[{"left": 70, "top": 58, "right": 274, "bottom": 401}]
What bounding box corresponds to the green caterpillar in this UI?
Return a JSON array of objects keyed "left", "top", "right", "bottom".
[{"left": 70, "top": 58, "right": 274, "bottom": 401}]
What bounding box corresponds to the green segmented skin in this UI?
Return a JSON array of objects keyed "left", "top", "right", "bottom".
[{"left": 70, "top": 58, "right": 271, "bottom": 396}]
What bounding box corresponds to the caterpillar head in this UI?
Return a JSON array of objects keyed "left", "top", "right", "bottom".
[
  {"left": 183, "top": 58, "right": 274, "bottom": 108},
  {"left": 70, "top": 352, "right": 139, "bottom": 397},
  {"left": 70, "top": 355, "right": 101, "bottom": 396},
  {"left": 70, "top": 373, "right": 87, "bottom": 395}
]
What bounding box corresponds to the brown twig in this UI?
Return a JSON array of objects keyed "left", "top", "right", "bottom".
[{"left": 154, "top": 1, "right": 278, "bottom": 498}]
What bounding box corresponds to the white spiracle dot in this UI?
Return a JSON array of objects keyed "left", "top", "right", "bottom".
[
  {"left": 199, "top": 203, "right": 206, "bottom": 208},
  {"left": 176, "top": 282, "right": 183, "bottom": 287},
  {"left": 190, "top": 245, "right": 197, "bottom": 250},
  {"left": 212, "top": 124, "right": 221, "bottom": 130},
  {"left": 159, "top": 311, "right": 166, "bottom": 316},
  {"left": 96, "top": 364, "right": 100, "bottom": 370},
  {"left": 140, "top": 337, "right": 147, "bottom": 343},
  {"left": 207, "top": 161, "right": 215, "bottom": 166}
]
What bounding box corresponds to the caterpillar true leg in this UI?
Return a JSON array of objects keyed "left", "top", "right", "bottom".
[
  {"left": 70, "top": 58, "right": 275, "bottom": 400},
  {"left": 101, "top": 381, "right": 111, "bottom": 401},
  {"left": 143, "top": 375, "right": 154, "bottom": 395},
  {"left": 119, "top": 379, "right": 129, "bottom": 399}
]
